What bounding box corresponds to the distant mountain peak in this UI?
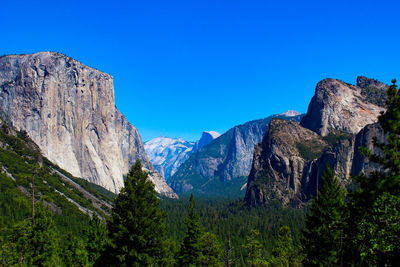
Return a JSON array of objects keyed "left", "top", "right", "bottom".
[
  {"left": 144, "top": 131, "right": 220, "bottom": 180},
  {"left": 194, "top": 131, "right": 221, "bottom": 151},
  {"left": 204, "top": 131, "right": 221, "bottom": 139},
  {"left": 279, "top": 110, "right": 301, "bottom": 117}
]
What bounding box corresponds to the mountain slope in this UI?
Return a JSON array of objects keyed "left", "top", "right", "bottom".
[
  {"left": 0, "top": 117, "right": 114, "bottom": 235},
  {"left": 168, "top": 112, "right": 303, "bottom": 197},
  {"left": 0, "top": 52, "right": 176, "bottom": 197}
]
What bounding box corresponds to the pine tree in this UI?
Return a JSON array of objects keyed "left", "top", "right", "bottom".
[
  {"left": 271, "top": 225, "right": 300, "bottom": 267},
  {"left": 105, "top": 160, "right": 170, "bottom": 266},
  {"left": 346, "top": 80, "right": 400, "bottom": 265},
  {"left": 83, "top": 213, "right": 107, "bottom": 266},
  {"left": 302, "top": 167, "right": 347, "bottom": 266},
  {"left": 26, "top": 201, "right": 60, "bottom": 266},
  {"left": 199, "top": 232, "right": 223, "bottom": 267},
  {"left": 178, "top": 193, "right": 204, "bottom": 266},
  {"left": 62, "top": 232, "right": 89, "bottom": 266},
  {"left": 243, "top": 229, "right": 268, "bottom": 267}
]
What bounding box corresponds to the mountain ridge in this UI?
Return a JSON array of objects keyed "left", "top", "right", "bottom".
[{"left": 168, "top": 112, "right": 303, "bottom": 197}]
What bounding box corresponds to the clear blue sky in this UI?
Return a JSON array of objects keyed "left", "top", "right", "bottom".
[{"left": 1, "top": 0, "right": 399, "bottom": 141}]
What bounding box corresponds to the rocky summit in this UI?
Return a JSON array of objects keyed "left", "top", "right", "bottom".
[
  {"left": 0, "top": 52, "right": 176, "bottom": 198},
  {"left": 300, "top": 78, "right": 385, "bottom": 136},
  {"left": 245, "top": 77, "right": 387, "bottom": 207}
]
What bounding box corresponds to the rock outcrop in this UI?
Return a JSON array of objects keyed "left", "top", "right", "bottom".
[
  {"left": 168, "top": 112, "right": 303, "bottom": 196},
  {"left": 300, "top": 78, "right": 385, "bottom": 136},
  {"left": 246, "top": 77, "right": 387, "bottom": 207},
  {"left": 0, "top": 52, "right": 177, "bottom": 197},
  {"left": 193, "top": 131, "right": 221, "bottom": 152},
  {"left": 245, "top": 119, "right": 328, "bottom": 207}
]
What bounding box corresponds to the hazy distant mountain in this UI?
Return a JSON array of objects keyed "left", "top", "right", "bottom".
[
  {"left": 168, "top": 111, "right": 304, "bottom": 197},
  {"left": 145, "top": 131, "right": 220, "bottom": 179}
]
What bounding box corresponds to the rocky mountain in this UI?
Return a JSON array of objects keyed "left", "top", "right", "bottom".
[
  {"left": 245, "top": 76, "right": 387, "bottom": 207},
  {"left": 144, "top": 131, "right": 220, "bottom": 180},
  {"left": 168, "top": 112, "right": 303, "bottom": 197},
  {"left": 0, "top": 52, "right": 176, "bottom": 198},
  {"left": 193, "top": 131, "right": 221, "bottom": 152},
  {"left": 145, "top": 137, "right": 195, "bottom": 179}
]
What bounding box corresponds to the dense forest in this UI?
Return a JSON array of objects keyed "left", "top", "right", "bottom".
[{"left": 1, "top": 80, "right": 400, "bottom": 266}]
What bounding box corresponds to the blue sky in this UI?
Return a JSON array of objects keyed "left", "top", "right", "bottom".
[{"left": 1, "top": 0, "right": 399, "bottom": 141}]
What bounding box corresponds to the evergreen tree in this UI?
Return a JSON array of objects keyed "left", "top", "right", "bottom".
[
  {"left": 83, "top": 213, "right": 107, "bottom": 266},
  {"left": 105, "top": 160, "right": 170, "bottom": 266},
  {"left": 26, "top": 201, "right": 60, "bottom": 266},
  {"left": 302, "top": 167, "right": 347, "bottom": 266},
  {"left": 346, "top": 79, "right": 400, "bottom": 265},
  {"left": 62, "top": 232, "right": 89, "bottom": 267},
  {"left": 243, "top": 229, "right": 268, "bottom": 267},
  {"left": 270, "top": 225, "right": 300, "bottom": 267},
  {"left": 199, "top": 232, "right": 223, "bottom": 267},
  {"left": 0, "top": 220, "right": 31, "bottom": 266},
  {"left": 178, "top": 194, "right": 204, "bottom": 266}
]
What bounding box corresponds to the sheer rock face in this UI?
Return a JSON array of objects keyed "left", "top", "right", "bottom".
[
  {"left": 352, "top": 122, "right": 385, "bottom": 175},
  {"left": 0, "top": 52, "right": 177, "bottom": 197},
  {"left": 245, "top": 119, "right": 328, "bottom": 207},
  {"left": 300, "top": 78, "right": 385, "bottom": 136},
  {"left": 246, "top": 77, "right": 387, "bottom": 207}
]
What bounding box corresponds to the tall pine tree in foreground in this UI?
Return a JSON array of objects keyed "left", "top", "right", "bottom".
[
  {"left": 302, "top": 167, "right": 347, "bottom": 266},
  {"left": 271, "top": 225, "right": 300, "bottom": 267},
  {"left": 178, "top": 194, "right": 204, "bottom": 266},
  {"left": 242, "top": 229, "right": 268, "bottom": 267},
  {"left": 346, "top": 79, "right": 400, "bottom": 265},
  {"left": 104, "top": 160, "right": 171, "bottom": 266},
  {"left": 83, "top": 213, "right": 107, "bottom": 266}
]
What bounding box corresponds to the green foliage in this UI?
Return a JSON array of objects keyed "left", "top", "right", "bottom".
[
  {"left": 270, "top": 225, "right": 301, "bottom": 267},
  {"left": 178, "top": 194, "right": 204, "bottom": 266},
  {"left": 322, "top": 131, "right": 353, "bottom": 146},
  {"left": 243, "top": 229, "right": 268, "bottom": 267},
  {"left": 179, "top": 176, "right": 248, "bottom": 198},
  {"left": 346, "top": 79, "right": 400, "bottom": 265},
  {"left": 83, "top": 213, "right": 107, "bottom": 266},
  {"left": 0, "top": 201, "right": 60, "bottom": 266},
  {"left": 296, "top": 141, "right": 327, "bottom": 160},
  {"left": 199, "top": 232, "right": 223, "bottom": 267},
  {"left": 161, "top": 198, "right": 305, "bottom": 266},
  {"left": 61, "top": 232, "right": 89, "bottom": 267},
  {"left": 29, "top": 202, "right": 60, "bottom": 266},
  {"left": 105, "top": 160, "right": 170, "bottom": 266},
  {"left": 302, "top": 167, "right": 347, "bottom": 266}
]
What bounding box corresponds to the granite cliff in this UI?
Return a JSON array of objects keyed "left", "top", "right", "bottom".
[
  {"left": 245, "top": 77, "right": 387, "bottom": 206},
  {"left": 0, "top": 52, "right": 176, "bottom": 197}
]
